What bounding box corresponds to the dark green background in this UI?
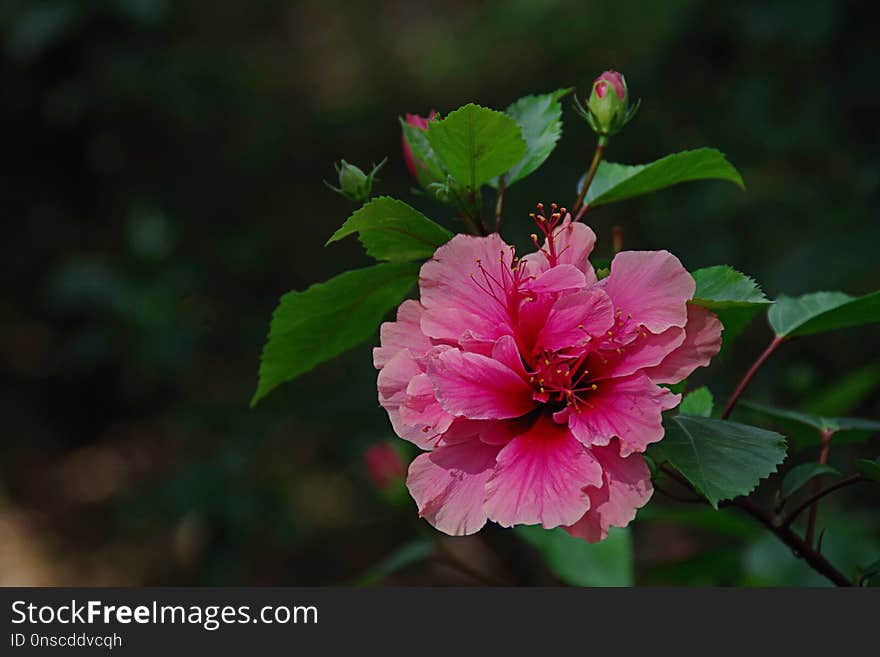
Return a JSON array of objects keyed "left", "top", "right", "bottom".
[{"left": 1, "top": 0, "right": 877, "bottom": 585}]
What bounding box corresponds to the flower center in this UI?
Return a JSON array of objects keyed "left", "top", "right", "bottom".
[{"left": 528, "top": 350, "right": 598, "bottom": 413}]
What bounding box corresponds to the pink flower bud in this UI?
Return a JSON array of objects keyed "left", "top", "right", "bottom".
[
  {"left": 594, "top": 70, "right": 626, "bottom": 101},
  {"left": 401, "top": 111, "right": 437, "bottom": 182},
  {"left": 577, "top": 69, "right": 638, "bottom": 138},
  {"left": 364, "top": 442, "right": 406, "bottom": 490}
]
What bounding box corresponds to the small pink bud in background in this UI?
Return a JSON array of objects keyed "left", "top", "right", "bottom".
[
  {"left": 365, "top": 442, "right": 406, "bottom": 490},
  {"left": 576, "top": 69, "right": 638, "bottom": 138},
  {"left": 401, "top": 111, "right": 437, "bottom": 182}
]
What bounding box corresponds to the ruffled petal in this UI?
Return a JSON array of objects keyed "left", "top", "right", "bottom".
[
  {"left": 525, "top": 264, "right": 586, "bottom": 296},
  {"left": 407, "top": 439, "right": 501, "bottom": 535},
  {"left": 644, "top": 304, "right": 723, "bottom": 384},
  {"left": 601, "top": 251, "right": 694, "bottom": 333},
  {"left": 399, "top": 373, "right": 455, "bottom": 437},
  {"left": 377, "top": 350, "right": 437, "bottom": 449},
  {"left": 419, "top": 233, "right": 517, "bottom": 337},
  {"left": 483, "top": 417, "right": 602, "bottom": 528},
  {"left": 535, "top": 288, "right": 615, "bottom": 353},
  {"left": 490, "top": 335, "right": 527, "bottom": 376},
  {"left": 373, "top": 300, "right": 433, "bottom": 368},
  {"left": 589, "top": 325, "right": 686, "bottom": 381},
  {"left": 566, "top": 372, "right": 681, "bottom": 456},
  {"left": 427, "top": 349, "right": 536, "bottom": 420},
  {"left": 565, "top": 440, "right": 653, "bottom": 542}
]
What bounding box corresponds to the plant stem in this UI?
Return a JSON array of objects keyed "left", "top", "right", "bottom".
[
  {"left": 659, "top": 464, "right": 852, "bottom": 586},
  {"left": 721, "top": 335, "right": 785, "bottom": 420},
  {"left": 572, "top": 139, "right": 606, "bottom": 220},
  {"left": 780, "top": 473, "right": 863, "bottom": 529},
  {"left": 805, "top": 429, "right": 834, "bottom": 546},
  {"left": 469, "top": 189, "right": 488, "bottom": 235},
  {"left": 725, "top": 497, "right": 852, "bottom": 586},
  {"left": 458, "top": 211, "right": 484, "bottom": 236},
  {"left": 494, "top": 176, "right": 506, "bottom": 234}
]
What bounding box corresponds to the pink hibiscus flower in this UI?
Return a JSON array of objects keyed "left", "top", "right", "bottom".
[{"left": 374, "top": 204, "right": 722, "bottom": 541}]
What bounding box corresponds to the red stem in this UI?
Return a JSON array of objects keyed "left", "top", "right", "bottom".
[
  {"left": 721, "top": 335, "right": 785, "bottom": 420},
  {"left": 805, "top": 429, "right": 834, "bottom": 546},
  {"left": 660, "top": 464, "right": 853, "bottom": 586},
  {"left": 572, "top": 142, "right": 605, "bottom": 219},
  {"left": 780, "top": 473, "right": 863, "bottom": 529}
]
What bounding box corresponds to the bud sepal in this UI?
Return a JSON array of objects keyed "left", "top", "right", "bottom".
[
  {"left": 325, "top": 158, "right": 387, "bottom": 203},
  {"left": 574, "top": 70, "right": 640, "bottom": 139}
]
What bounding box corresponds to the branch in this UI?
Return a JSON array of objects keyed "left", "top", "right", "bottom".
[
  {"left": 724, "top": 497, "right": 852, "bottom": 586},
  {"left": 780, "top": 474, "right": 864, "bottom": 529},
  {"left": 805, "top": 428, "right": 834, "bottom": 546},
  {"left": 659, "top": 464, "right": 852, "bottom": 586},
  {"left": 572, "top": 140, "right": 606, "bottom": 219},
  {"left": 721, "top": 335, "right": 785, "bottom": 419},
  {"left": 494, "top": 175, "right": 506, "bottom": 234}
]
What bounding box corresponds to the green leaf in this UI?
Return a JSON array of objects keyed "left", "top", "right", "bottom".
[
  {"left": 691, "top": 265, "right": 772, "bottom": 343},
  {"left": 425, "top": 103, "right": 526, "bottom": 190},
  {"left": 780, "top": 463, "right": 841, "bottom": 497},
  {"left": 493, "top": 88, "right": 572, "bottom": 187},
  {"left": 740, "top": 400, "right": 837, "bottom": 432},
  {"left": 740, "top": 400, "right": 880, "bottom": 449},
  {"left": 857, "top": 459, "right": 880, "bottom": 482},
  {"left": 326, "top": 196, "right": 452, "bottom": 262},
  {"left": 252, "top": 262, "right": 419, "bottom": 405},
  {"left": 400, "top": 119, "right": 446, "bottom": 185},
  {"left": 661, "top": 415, "right": 787, "bottom": 508},
  {"left": 581, "top": 148, "right": 744, "bottom": 208},
  {"left": 680, "top": 386, "right": 714, "bottom": 417},
  {"left": 768, "top": 290, "right": 880, "bottom": 338},
  {"left": 517, "top": 525, "right": 633, "bottom": 586},
  {"left": 802, "top": 363, "right": 880, "bottom": 417}
]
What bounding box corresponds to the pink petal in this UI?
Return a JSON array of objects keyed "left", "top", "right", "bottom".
[
  {"left": 601, "top": 251, "right": 695, "bottom": 333},
  {"left": 567, "top": 372, "right": 681, "bottom": 456},
  {"left": 427, "top": 349, "right": 536, "bottom": 419},
  {"left": 536, "top": 288, "right": 615, "bottom": 352},
  {"left": 589, "top": 325, "right": 686, "bottom": 381},
  {"left": 491, "top": 335, "right": 527, "bottom": 376},
  {"left": 525, "top": 217, "right": 597, "bottom": 282},
  {"left": 644, "top": 304, "right": 723, "bottom": 384},
  {"left": 525, "top": 264, "right": 586, "bottom": 295},
  {"left": 399, "top": 373, "right": 454, "bottom": 437},
  {"left": 377, "top": 350, "right": 437, "bottom": 449},
  {"left": 407, "top": 439, "right": 501, "bottom": 535},
  {"left": 565, "top": 440, "right": 653, "bottom": 542},
  {"left": 419, "top": 233, "right": 517, "bottom": 337},
  {"left": 420, "top": 306, "right": 498, "bottom": 346},
  {"left": 437, "top": 418, "right": 485, "bottom": 445},
  {"left": 373, "top": 300, "right": 432, "bottom": 369},
  {"left": 483, "top": 417, "right": 602, "bottom": 528}
]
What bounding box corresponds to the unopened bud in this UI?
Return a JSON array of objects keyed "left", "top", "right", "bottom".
[
  {"left": 325, "top": 158, "right": 386, "bottom": 203},
  {"left": 575, "top": 69, "right": 640, "bottom": 139}
]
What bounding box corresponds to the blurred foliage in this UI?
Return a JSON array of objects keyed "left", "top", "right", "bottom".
[{"left": 1, "top": 0, "right": 877, "bottom": 585}]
